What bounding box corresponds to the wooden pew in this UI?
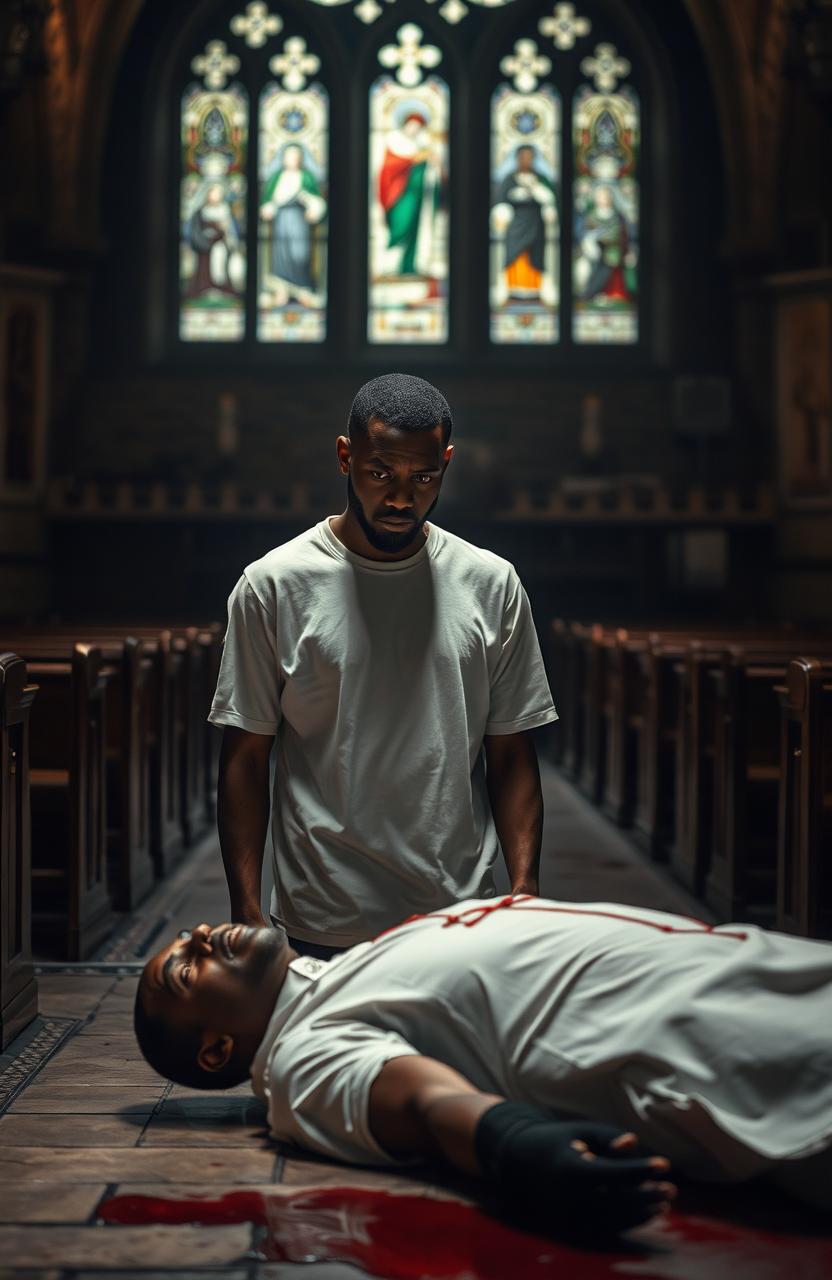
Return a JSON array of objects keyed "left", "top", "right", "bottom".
[
  {"left": 570, "top": 623, "right": 713, "bottom": 839},
  {"left": 122, "top": 629, "right": 182, "bottom": 874},
  {"left": 601, "top": 629, "right": 652, "bottom": 828},
  {"left": 632, "top": 635, "right": 688, "bottom": 860},
  {"left": 686, "top": 640, "right": 824, "bottom": 921},
  {"left": 665, "top": 633, "right": 820, "bottom": 896},
  {"left": 0, "top": 655, "right": 38, "bottom": 1048},
  {"left": 585, "top": 624, "right": 742, "bottom": 832},
  {"left": 12, "top": 618, "right": 219, "bottom": 870},
  {"left": 551, "top": 618, "right": 832, "bottom": 934},
  {"left": 668, "top": 638, "right": 727, "bottom": 894},
  {"left": 705, "top": 646, "right": 792, "bottom": 922},
  {"left": 84, "top": 628, "right": 183, "bottom": 878},
  {"left": 105, "top": 637, "right": 154, "bottom": 907},
  {"left": 197, "top": 624, "right": 223, "bottom": 824},
  {"left": 577, "top": 624, "right": 609, "bottom": 803},
  {"left": 777, "top": 657, "right": 832, "bottom": 939},
  {"left": 78, "top": 625, "right": 214, "bottom": 849},
  {"left": 570, "top": 622, "right": 711, "bottom": 839},
  {"left": 547, "top": 620, "right": 569, "bottom": 767},
  {"left": 607, "top": 626, "right": 751, "bottom": 844},
  {"left": 1, "top": 632, "right": 160, "bottom": 908},
  {"left": 26, "top": 645, "right": 114, "bottom": 960},
  {"left": 598, "top": 623, "right": 821, "bottom": 870},
  {"left": 557, "top": 621, "right": 598, "bottom": 782}
]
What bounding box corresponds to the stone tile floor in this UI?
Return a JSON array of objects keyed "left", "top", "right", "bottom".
[{"left": 0, "top": 766, "right": 828, "bottom": 1279}]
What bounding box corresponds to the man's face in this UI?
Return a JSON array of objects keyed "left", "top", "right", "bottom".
[
  {"left": 140, "top": 923, "right": 285, "bottom": 1051},
  {"left": 340, "top": 419, "right": 452, "bottom": 555},
  {"left": 517, "top": 147, "right": 534, "bottom": 173}
]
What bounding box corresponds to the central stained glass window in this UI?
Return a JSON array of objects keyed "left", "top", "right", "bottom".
[{"left": 368, "top": 26, "right": 450, "bottom": 344}]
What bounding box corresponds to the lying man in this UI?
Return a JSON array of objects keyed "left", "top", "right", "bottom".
[{"left": 135, "top": 895, "right": 832, "bottom": 1234}]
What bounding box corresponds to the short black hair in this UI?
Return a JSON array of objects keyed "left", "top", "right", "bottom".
[
  {"left": 133, "top": 983, "right": 249, "bottom": 1092},
  {"left": 348, "top": 373, "right": 452, "bottom": 445}
]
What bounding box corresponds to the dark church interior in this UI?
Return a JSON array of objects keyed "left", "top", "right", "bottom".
[{"left": 1, "top": 0, "right": 832, "bottom": 1274}]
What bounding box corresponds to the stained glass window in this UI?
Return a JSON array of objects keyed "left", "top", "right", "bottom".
[
  {"left": 258, "top": 41, "right": 328, "bottom": 342},
  {"left": 179, "top": 81, "right": 248, "bottom": 342},
  {"left": 490, "top": 59, "right": 560, "bottom": 344},
  {"left": 572, "top": 70, "right": 639, "bottom": 344},
  {"left": 171, "top": 6, "right": 647, "bottom": 355},
  {"left": 368, "top": 26, "right": 449, "bottom": 344}
]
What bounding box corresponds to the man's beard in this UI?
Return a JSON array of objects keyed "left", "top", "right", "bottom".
[{"left": 347, "top": 473, "right": 438, "bottom": 554}]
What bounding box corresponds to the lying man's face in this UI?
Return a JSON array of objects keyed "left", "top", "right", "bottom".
[{"left": 136, "top": 923, "right": 290, "bottom": 1088}]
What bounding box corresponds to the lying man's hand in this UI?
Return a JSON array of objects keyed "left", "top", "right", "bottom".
[{"left": 475, "top": 1101, "right": 675, "bottom": 1236}]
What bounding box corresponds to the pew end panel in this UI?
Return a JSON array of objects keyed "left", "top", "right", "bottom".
[
  {"left": 632, "top": 639, "right": 687, "bottom": 862},
  {"left": 578, "top": 624, "right": 609, "bottom": 804},
  {"left": 705, "top": 643, "right": 832, "bottom": 926},
  {"left": 777, "top": 658, "right": 832, "bottom": 940},
  {"left": 28, "top": 647, "right": 115, "bottom": 961},
  {"left": 0, "top": 655, "right": 38, "bottom": 1050},
  {"left": 103, "top": 638, "right": 155, "bottom": 911},
  {"left": 602, "top": 631, "right": 648, "bottom": 829}
]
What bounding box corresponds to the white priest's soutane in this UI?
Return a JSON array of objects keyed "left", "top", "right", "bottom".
[{"left": 251, "top": 896, "right": 832, "bottom": 1187}]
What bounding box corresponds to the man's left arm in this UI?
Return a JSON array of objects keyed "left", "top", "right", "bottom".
[{"left": 484, "top": 731, "right": 543, "bottom": 895}]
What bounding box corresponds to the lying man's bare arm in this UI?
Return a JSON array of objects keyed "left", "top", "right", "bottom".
[
  {"left": 369, "top": 1055, "right": 675, "bottom": 1235},
  {"left": 217, "top": 727, "right": 274, "bottom": 927},
  {"left": 369, "top": 1054, "right": 501, "bottom": 1172}
]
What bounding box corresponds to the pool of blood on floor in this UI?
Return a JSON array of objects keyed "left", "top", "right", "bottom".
[{"left": 97, "top": 1185, "right": 832, "bottom": 1279}]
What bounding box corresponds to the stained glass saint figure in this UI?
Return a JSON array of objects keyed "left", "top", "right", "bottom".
[
  {"left": 258, "top": 82, "right": 329, "bottom": 342},
  {"left": 572, "top": 83, "right": 639, "bottom": 344},
  {"left": 179, "top": 85, "right": 248, "bottom": 342},
  {"left": 490, "top": 84, "right": 560, "bottom": 343},
  {"left": 368, "top": 75, "right": 449, "bottom": 343}
]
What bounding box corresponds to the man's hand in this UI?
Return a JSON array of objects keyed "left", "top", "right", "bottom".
[
  {"left": 231, "top": 903, "right": 269, "bottom": 928},
  {"left": 475, "top": 1102, "right": 675, "bottom": 1236},
  {"left": 510, "top": 880, "right": 539, "bottom": 897}
]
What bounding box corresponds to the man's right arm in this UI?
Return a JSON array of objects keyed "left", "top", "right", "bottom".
[
  {"left": 368, "top": 1055, "right": 674, "bottom": 1235},
  {"left": 217, "top": 726, "right": 274, "bottom": 926}
]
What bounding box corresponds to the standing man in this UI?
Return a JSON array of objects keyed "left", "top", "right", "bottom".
[{"left": 209, "top": 373, "right": 557, "bottom": 957}]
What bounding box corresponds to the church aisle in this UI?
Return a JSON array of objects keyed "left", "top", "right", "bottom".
[{"left": 0, "top": 765, "right": 828, "bottom": 1277}]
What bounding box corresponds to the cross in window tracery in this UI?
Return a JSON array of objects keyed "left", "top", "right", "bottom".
[
  {"left": 191, "top": 40, "right": 240, "bottom": 90},
  {"left": 354, "top": 0, "right": 383, "bottom": 23},
  {"left": 230, "top": 2, "right": 282, "bottom": 48},
  {"left": 581, "top": 42, "right": 630, "bottom": 92},
  {"left": 268, "top": 37, "right": 321, "bottom": 92},
  {"left": 378, "top": 24, "right": 441, "bottom": 88},
  {"left": 438, "top": 0, "right": 468, "bottom": 25},
  {"left": 424, "top": 0, "right": 468, "bottom": 25},
  {"left": 500, "top": 39, "right": 551, "bottom": 93},
  {"left": 538, "top": 3, "right": 591, "bottom": 52}
]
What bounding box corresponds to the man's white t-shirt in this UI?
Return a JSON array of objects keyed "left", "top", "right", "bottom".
[
  {"left": 250, "top": 897, "right": 832, "bottom": 1186},
  {"left": 208, "top": 519, "right": 557, "bottom": 945}
]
